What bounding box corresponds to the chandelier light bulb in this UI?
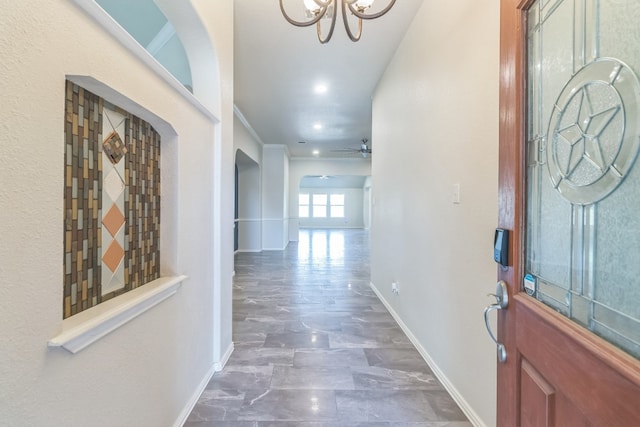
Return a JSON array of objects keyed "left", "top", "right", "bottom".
[
  {"left": 280, "top": 0, "right": 396, "bottom": 44},
  {"left": 303, "top": 0, "right": 322, "bottom": 13},
  {"left": 355, "top": 0, "right": 375, "bottom": 10}
]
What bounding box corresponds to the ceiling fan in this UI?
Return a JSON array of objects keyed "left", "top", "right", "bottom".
[
  {"left": 305, "top": 175, "right": 333, "bottom": 179},
  {"left": 331, "top": 138, "right": 372, "bottom": 157}
]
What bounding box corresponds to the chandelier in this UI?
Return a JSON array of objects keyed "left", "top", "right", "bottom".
[{"left": 279, "top": 0, "right": 397, "bottom": 44}]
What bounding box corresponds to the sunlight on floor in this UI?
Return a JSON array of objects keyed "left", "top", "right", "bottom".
[{"left": 297, "top": 229, "right": 345, "bottom": 265}]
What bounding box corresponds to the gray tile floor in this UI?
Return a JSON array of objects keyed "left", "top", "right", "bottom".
[{"left": 185, "top": 229, "right": 471, "bottom": 426}]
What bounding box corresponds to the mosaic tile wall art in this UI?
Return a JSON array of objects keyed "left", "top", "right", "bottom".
[
  {"left": 101, "top": 107, "right": 127, "bottom": 298},
  {"left": 64, "top": 81, "right": 161, "bottom": 319}
]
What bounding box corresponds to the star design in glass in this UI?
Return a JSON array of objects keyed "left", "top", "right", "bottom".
[{"left": 556, "top": 87, "right": 620, "bottom": 178}]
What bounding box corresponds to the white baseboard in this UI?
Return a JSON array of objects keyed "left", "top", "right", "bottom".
[
  {"left": 214, "top": 341, "right": 234, "bottom": 372},
  {"left": 173, "top": 342, "right": 234, "bottom": 427},
  {"left": 369, "top": 282, "right": 486, "bottom": 427},
  {"left": 173, "top": 364, "right": 215, "bottom": 427},
  {"left": 236, "top": 249, "right": 262, "bottom": 253}
]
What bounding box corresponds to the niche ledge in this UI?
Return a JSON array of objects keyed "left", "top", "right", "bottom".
[{"left": 49, "top": 275, "right": 187, "bottom": 354}]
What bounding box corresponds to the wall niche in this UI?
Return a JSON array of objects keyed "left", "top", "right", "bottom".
[{"left": 63, "top": 80, "right": 161, "bottom": 319}]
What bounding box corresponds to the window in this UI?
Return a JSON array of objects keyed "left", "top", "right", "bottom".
[
  {"left": 299, "top": 192, "right": 346, "bottom": 219},
  {"left": 299, "top": 193, "right": 310, "bottom": 218},
  {"left": 95, "top": 0, "right": 193, "bottom": 92},
  {"left": 330, "top": 194, "right": 345, "bottom": 218},
  {"left": 312, "top": 194, "right": 328, "bottom": 218}
]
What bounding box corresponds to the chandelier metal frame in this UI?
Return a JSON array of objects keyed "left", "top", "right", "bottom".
[{"left": 279, "top": 0, "right": 397, "bottom": 44}]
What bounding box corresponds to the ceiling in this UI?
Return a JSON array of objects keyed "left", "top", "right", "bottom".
[
  {"left": 300, "top": 175, "right": 368, "bottom": 188},
  {"left": 234, "top": 0, "right": 425, "bottom": 158}
]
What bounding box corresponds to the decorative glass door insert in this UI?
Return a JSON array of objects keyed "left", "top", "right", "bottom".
[{"left": 526, "top": 0, "right": 640, "bottom": 358}]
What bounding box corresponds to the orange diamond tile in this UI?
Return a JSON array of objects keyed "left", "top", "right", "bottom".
[
  {"left": 103, "top": 204, "right": 125, "bottom": 237},
  {"left": 102, "top": 240, "right": 124, "bottom": 273}
]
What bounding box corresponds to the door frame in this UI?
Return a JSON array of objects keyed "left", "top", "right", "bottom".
[
  {"left": 497, "top": 0, "right": 640, "bottom": 425},
  {"left": 497, "top": 0, "right": 526, "bottom": 423}
]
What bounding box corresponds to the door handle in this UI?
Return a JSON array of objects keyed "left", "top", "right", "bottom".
[{"left": 484, "top": 280, "right": 508, "bottom": 363}]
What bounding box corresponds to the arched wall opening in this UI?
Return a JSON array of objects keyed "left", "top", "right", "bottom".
[
  {"left": 297, "top": 175, "right": 371, "bottom": 231},
  {"left": 73, "top": 0, "right": 221, "bottom": 118},
  {"left": 155, "top": 0, "right": 222, "bottom": 115},
  {"left": 288, "top": 158, "right": 372, "bottom": 241}
]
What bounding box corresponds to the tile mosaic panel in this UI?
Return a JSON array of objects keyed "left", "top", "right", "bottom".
[
  {"left": 101, "top": 107, "right": 127, "bottom": 297},
  {"left": 64, "top": 81, "right": 102, "bottom": 319},
  {"left": 103, "top": 131, "right": 127, "bottom": 164},
  {"left": 120, "top": 115, "right": 161, "bottom": 296},
  {"left": 63, "top": 81, "right": 161, "bottom": 318}
]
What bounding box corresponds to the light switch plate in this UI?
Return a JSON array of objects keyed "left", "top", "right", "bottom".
[{"left": 452, "top": 183, "right": 461, "bottom": 204}]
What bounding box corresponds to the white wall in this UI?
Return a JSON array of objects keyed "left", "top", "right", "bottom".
[
  {"left": 262, "top": 145, "right": 290, "bottom": 250},
  {"left": 363, "top": 176, "right": 372, "bottom": 230},
  {"left": 189, "top": 0, "right": 235, "bottom": 373},
  {"left": 299, "top": 187, "right": 365, "bottom": 229},
  {"left": 236, "top": 153, "right": 261, "bottom": 252},
  {"left": 234, "top": 113, "right": 264, "bottom": 253},
  {"left": 234, "top": 111, "right": 263, "bottom": 164},
  {"left": 0, "top": 1, "right": 233, "bottom": 426},
  {"left": 289, "top": 158, "right": 371, "bottom": 240},
  {"left": 371, "top": 1, "right": 499, "bottom": 426},
  {"left": 283, "top": 155, "right": 290, "bottom": 245},
  {"left": 237, "top": 165, "right": 261, "bottom": 251}
]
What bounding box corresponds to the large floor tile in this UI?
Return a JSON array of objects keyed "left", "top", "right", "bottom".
[
  {"left": 237, "top": 389, "right": 338, "bottom": 422},
  {"left": 335, "top": 390, "right": 466, "bottom": 423},
  {"left": 228, "top": 347, "right": 295, "bottom": 366},
  {"left": 364, "top": 348, "right": 431, "bottom": 372},
  {"left": 270, "top": 365, "right": 355, "bottom": 390},
  {"left": 207, "top": 366, "right": 274, "bottom": 390},
  {"left": 264, "top": 332, "right": 331, "bottom": 349},
  {"left": 293, "top": 348, "right": 369, "bottom": 368}
]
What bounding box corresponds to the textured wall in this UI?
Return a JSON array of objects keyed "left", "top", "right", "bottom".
[
  {"left": 0, "top": 1, "right": 233, "bottom": 425},
  {"left": 371, "top": 1, "right": 500, "bottom": 426}
]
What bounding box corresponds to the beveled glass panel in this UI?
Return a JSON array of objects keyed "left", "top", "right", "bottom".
[{"left": 526, "top": 0, "right": 640, "bottom": 359}]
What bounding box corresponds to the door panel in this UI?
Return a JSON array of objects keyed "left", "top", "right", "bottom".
[
  {"left": 498, "top": 0, "right": 640, "bottom": 425},
  {"left": 516, "top": 296, "right": 639, "bottom": 425},
  {"left": 520, "top": 359, "right": 555, "bottom": 427}
]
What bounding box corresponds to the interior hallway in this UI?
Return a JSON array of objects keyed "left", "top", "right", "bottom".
[{"left": 186, "top": 229, "right": 471, "bottom": 425}]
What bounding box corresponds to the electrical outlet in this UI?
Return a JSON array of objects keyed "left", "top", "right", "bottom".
[{"left": 391, "top": 282, "right": 399, "bottom": 295}]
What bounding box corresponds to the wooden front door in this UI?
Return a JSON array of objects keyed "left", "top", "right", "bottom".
[{"left": 497, "top": 0, "right": 640, "bottom": 425}]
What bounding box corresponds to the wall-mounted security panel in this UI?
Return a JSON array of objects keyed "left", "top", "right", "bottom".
[{"left": 494, "top": 228, "right": 509, "bottom": 267}]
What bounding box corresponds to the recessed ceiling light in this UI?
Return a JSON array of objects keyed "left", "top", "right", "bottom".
[
  {"left": 313, "top": 123, "right": 322, "bottom": 130},
  {"left": 314, "top": 84, "right": 328, "bottom": 94},
  {"left": 313, "top": 150, "right": 320, "bottom": 156}
]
